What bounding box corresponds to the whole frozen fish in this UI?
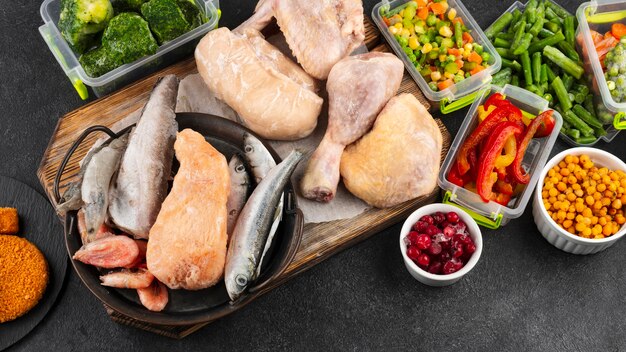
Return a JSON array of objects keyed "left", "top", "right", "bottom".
[
  {"left": 81, "top": 134, "right": 128, "bottom": 243},
  {"left": 224, "top": 149, "right": 304, "bottom": 301},
  {"left": 57, "top": 137, "right": 116, "bottom": 215},
  {"left": 226, "top": 154, "right": 250, "bottom": 235},
  {"left": 243, "top": 132, "right": 275, "bottom": 183},
  {"left": 109, "top": 74, "right": 179, "bottom": 239},
  {"left": 242, "top": 132, "right": 284, "bottom": 268}
]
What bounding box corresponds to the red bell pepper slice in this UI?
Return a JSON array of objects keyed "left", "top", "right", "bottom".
[
  {"left": 476, "top": 121, "right": 524, "bottom": 202},
  {"left": 484, "top": 93, "right": 505, "bottom": 109},
  {"left": 532, "top": 109, "right": 556, "bottom": 138},
  {"left": 448, "top": 161, "right": 466, "bottom": 187},
  {"left": 511, "top": 110, "right": 554, "bottom": 184},
  {"left": 457, "top": 104, "right": 520, "bottom": 175}
]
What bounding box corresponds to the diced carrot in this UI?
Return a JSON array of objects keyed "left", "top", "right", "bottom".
[
  {"left": 611, "top": 23, "right": 626, "bottom": 40},
  {"left": 456, "top": 59, "right": 464, "bottom": 69},
  {"left": 462, "top": 32, "right": 473, "bottom": 44},
  {"left": 448, "top": 48, "right": 461, "bottom": 56},
  {"left": 452, "top": 17, "right": 464, "bottom": 26},
  {"left": 383, "top": 17, "right": 390, "bottom": 26},
  {"left": 595, "top": 36, "right": 619, "bottom": 59},
  {"left": 415, "top": 0, "right": 428, "bottom": 8},
  {"left": 438, "top": 13, "right": 445, "bottom": 20},
  {"left": 468, "top": 51, "right": 483, "bottom": 64},
  {"left": 470, "top": 65, "right": 485, "bottom": 75},
  {"left": 590, "top": 30, "right": 604, "bottom": 44},
  {"left": 430, "top": 2, "right": 446, "bottom": 15},
  {"left": 417, "top": 6, "right": 429, "bottom": 20},
  {"left": 437, "top": 79, "right": 454, "bottom": 91}
]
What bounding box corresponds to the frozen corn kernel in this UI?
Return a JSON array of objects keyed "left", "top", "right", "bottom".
[{"left": 447, "top": 8, "right": 457, "bottom": 20}]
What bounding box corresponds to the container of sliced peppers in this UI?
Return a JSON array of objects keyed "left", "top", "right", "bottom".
[
  {"left": 438, "top": 84, "right": 562, "bottom": 229},
  {"left": 372, "top": 0, "right": 501, "bottom": 113}
]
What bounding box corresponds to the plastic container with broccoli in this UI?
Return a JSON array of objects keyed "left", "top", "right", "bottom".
[{"left": 39, "top": 0, "right": 219, "bottom": 99}]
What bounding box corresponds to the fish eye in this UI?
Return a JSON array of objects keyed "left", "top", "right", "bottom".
[
  {"left": 235, "top": 274, "right": 248, "bottom": 287},
  {"left": 244, "top": 145, "right": 254, "bottom": 153},
  {"left": 235, "top": 164, "right": 246, "bottom": 173}
]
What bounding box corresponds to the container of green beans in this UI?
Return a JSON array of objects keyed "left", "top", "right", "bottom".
[{"left": 484, "top": 0, "right": 620, "bottom": 146}]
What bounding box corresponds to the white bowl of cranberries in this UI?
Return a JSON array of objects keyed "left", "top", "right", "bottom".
[{"left": 399, "top": 203, "right": 483, "bottom": 286}]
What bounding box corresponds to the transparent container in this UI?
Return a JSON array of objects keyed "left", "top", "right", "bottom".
[
  {"left": 576, "top": 0, "right": 626, "bottom": 132},
  {"left": 485, "top": 0, "right": 619, "bottom": 146},
  {"left": 39, "top": 0, "right": 220, "bottom": 99},
  {"left": 437, "top": 84, "right": 562, "bottom": 229},
  {"left": 372, "top": 0, "right": 501, "bottom": 114}
]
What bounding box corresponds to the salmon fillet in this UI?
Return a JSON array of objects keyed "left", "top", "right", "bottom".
[{"left": 146, "top": 129, "right": 230, "bottom": 290}]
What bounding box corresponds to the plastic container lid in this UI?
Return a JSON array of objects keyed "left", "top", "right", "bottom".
[
  {"left": 437, "top": 84, "right": 563, "bottom": 229},
  {"left": 39, "top": 0, "right": 220, "bottom": 99},
  {"left": 372, "top": 0, "right": 501, "bottom": 114}
]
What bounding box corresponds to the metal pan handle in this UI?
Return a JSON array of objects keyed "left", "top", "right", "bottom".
[{"left": 53, "top": 125, "right": 131, "bottom": 203}]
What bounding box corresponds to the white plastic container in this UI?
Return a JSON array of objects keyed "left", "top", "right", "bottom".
[
  {"left": 576, "top": 0, "right": 626, "bottom": 131},
  {"left": 438, "top": 84, "right": 562, "bottom": 229},
  {"left": 372, "top": 0, "right": 501, "bottom": 114},
  {"left": 399, "top": 203, "right": 482, "bottom": 286},
  {"left": 533, "top": 147, "right": 626, "bottom": 254},
  {"left": 39, "top": 0, "right": 220, "bottom": 99}
]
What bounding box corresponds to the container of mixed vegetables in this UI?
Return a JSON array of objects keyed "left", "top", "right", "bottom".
[
  {"left": 372, "top": 0, "right": 501, "bottom": 113},
  {"left": 39, "top": 0, "right": 220, "bottom": 98},
  {"left": 438, "top": 84, "right": 562, "bottom": 229},
  {"left": 576, "top": 0, "right": 626, "bottom": 130},
  {"left": 484, "top": 0, "right": 620, "bottom": 146}
]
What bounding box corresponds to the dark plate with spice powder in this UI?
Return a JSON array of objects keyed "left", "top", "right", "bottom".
[{"left": 0, "top": 176, "right": 66, "bottom": 351}]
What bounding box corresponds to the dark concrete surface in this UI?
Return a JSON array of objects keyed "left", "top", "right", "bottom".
[{"left": 2, "top": 0, "right": 625, "bottom": 351}]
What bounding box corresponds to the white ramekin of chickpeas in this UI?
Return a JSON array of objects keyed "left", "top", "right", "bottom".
[{"left": 533, "top": 147, "right": 626, "bottom": 254}]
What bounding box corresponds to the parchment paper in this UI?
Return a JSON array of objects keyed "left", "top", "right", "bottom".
[{"left": 176, "top": 70, "right": 372, "bottom": 224}]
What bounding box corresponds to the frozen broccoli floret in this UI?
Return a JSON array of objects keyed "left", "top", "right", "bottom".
[
  {"left": 140, "top": 0, "right": 202, "bottom": 45},
  {"left": 58, "top": 0, "right": 114, "bottom": 54},
  {"left": 79, "top": 12, "right": 158, "bottom": 77}
]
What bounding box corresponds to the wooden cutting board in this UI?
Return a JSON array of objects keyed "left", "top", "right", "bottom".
[{"left": 37, "top": 18, "right": 450, "bottom": 338}]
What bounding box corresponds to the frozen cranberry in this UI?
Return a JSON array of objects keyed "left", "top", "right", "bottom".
[
  {"left": 406, "top": 231, "right": 420, "bottom": 246},
  {"left": 442, "top": 260, "right": 459, "bottom": 274},
  {"left": 412, "top": 220, "right": 429, "bottom": 233},
  {"left": 455, "top": 221, "right": 467, "bottom": 232},
  {"left": 420, "top": 215, "right": 434, "bottom": 225},
  {"left": 428, "top": 241, "right": 442, "bottom": 255},
  {"left": 446, "top": 211, "right": 460, "bottom": 224},
  {"left": 440, "top": 221, "right": 450, "bottom": 229},
  {"left": 425, "top": 225, "right": 441, "bottom": 236},
  {"left": 417, "top": 253, "right": 431, "bottom": 268},
  {"left": 438, "top": 251, "right": 451, "bottom": 262},
  {"left": 443, "top": 225, "right": 456, "bottom": 239},
  {"left": 451, "top": 242, "right": 464, "bottom": 258},
  {"left": 433, "top": 212, "right": 446, "bottom": 224},
  {"left": 452, "top": 258, "right": 464, "bottom": 271},
  {"left": 465, "top": 242, "right": 476, "bottom": 256},
  {"left": 415, "top": 234, "right": 431, "bottom": 250},
  {"left": 407, "top": 246, "right": 421, "bottom": 261},
  {"left": 428, "top": 261, "right": 442, "bottom": 274},
  {"left": 453, "top": 233, "right": 469, "bottom": 244}
]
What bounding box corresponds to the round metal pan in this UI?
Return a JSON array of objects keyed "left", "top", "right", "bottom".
[{"left": 55, "top": 113, "right": 303, "bottom": 326}]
